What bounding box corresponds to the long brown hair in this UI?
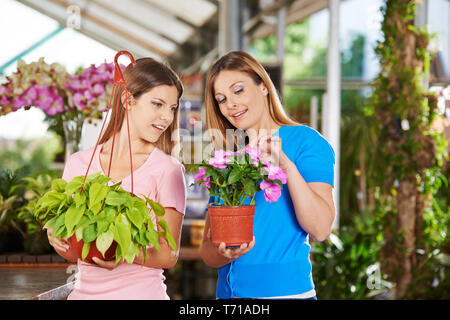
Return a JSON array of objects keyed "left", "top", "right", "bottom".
[
  {"left": 99, "top": 58, "right": 183, "bottom": 155},
  {"left": 204, "top": 51, "right": 299, "bottom": 149}
]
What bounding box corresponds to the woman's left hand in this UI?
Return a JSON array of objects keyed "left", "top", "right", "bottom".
[{"left": 256, "top": 135, "right": 292, "bottom": 172}]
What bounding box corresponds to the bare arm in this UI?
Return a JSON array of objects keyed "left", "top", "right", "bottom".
[
  {"left": 258, "top": 135, "right": 335, "bottom": 242},
  {"left": 132, "top": 207, "right": 184, "bottom": 269},
  {"left": 280, "top": 153, "right": 335, "bottom": 242}
]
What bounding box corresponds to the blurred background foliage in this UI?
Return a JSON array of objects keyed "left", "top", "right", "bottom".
[{"left": 250, "top": 12, "right": 449, "bottom": 299}]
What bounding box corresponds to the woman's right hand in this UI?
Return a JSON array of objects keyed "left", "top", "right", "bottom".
[
  {"left": 46, "top": 228, "right": 69, "bottom": 253},
  {"left": 208, "top": 228, "right": 255, "bottom": 261}
]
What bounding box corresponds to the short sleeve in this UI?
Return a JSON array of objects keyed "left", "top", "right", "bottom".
[
  {"left": 157, "top": 164, "right": 187, "bottom": 215},
  {"left": 295, "top": 128, "right": 335, "bottom": 187},
  {"left": 62, "top": 154, "right": 77, "bottom": 182}
]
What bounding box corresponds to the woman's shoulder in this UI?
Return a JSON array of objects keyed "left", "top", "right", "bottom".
[
  {"left": 280, "top": 124, "right": 327, "bottom": 144},
  {"left": 153, "top": 147, "right": 185, "bottom": 173},
  {"left": 66, "top": 146, "right": 98, "bottom": 168}
]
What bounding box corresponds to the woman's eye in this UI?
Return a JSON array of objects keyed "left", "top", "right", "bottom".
[
  {"left": 152, "top": 101, "right": 163, "bottom": 107},
  {"left": 171, "top": 106, "right": 178, "bottom": 112},
  {"left": 216, "top": 97, "right": 225, "bottom": 104},
  {"left": 234, "top": 86, "right": 243, "bottom": 94}
]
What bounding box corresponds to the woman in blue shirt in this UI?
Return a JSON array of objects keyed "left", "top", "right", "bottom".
[{"left": 200, "top": 51, "right": 336, "bottom": 299}]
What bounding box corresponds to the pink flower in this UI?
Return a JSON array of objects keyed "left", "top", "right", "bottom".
[
  {"left": 208, "top": 150, "right": 233, "bottom": 169},
  {"left": 83, "top": 89, "right": 95, "bottom": 101},
  {"left": 46, "top": 95, "right": 64, "bottom": 115},
  {"left": 73, "top": 92, "right": 87, "bottom": 110},
  {"left": 0, "top": 95, "right": 11, "bottom": 106},
  {"left": 244, "top": 146, "right": 261, "bottom": 161},
  {"left": 260, "top": 181, "right": 282, "bottom": 203},
  {"left": 263, "top": 162, "right": 288, "bottom": 184},
  {"left": 93, "top": 83, "right": 105, "bottom": 96},
  {"left": 194, "top": 167, "right": 211, "bottom": 188},
  {"left": 12, "top": 96, "right": 26, "bottom": 111},
  {"left": 35, "top": 86, "right": 54, "bottom": 110},
  {"left": 0, "top": 85, "right": 12, "bottom": 95}
]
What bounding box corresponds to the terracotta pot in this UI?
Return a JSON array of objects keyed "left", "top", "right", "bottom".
[
  {"left": 69, "top": 235, "right": 117, "bottom": 263},
  {"left": 208, "top": 205, "right": 255, "bottom": 247}
]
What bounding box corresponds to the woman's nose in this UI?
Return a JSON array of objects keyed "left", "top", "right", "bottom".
[
  {"left": 159, "top": 107, "right": 172, "bottom": 121},
  {"left": 227, "top": 98, "right": 237, "bottom": 109}
]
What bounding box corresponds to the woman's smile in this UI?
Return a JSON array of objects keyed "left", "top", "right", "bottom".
[{"left": 231, "top": 109, "right": 247, "bottom": 119}]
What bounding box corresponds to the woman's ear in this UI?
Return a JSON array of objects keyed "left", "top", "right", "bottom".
[
  {"left": 259, "top": 83, "right": 268, "bottom": 96},
  {"left": 120, "top": 91, "right": 135, "bottom": 108}
]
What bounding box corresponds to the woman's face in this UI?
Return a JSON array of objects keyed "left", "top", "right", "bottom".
[
  {"left": 213, "top": 70, "right": 269, "bottom": 131},
  {"left": 128, "top": 85, "right": 179, "bottom": 143}
]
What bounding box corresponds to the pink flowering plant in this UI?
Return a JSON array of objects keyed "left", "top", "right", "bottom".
[
  {"left": 0, "top": 58, "right": 117, "bottom": 157},
  {"left": 0, "top": 57, "right": 115, "bottom": 119},
  {"left": 190, "top": 147, "right": 288, "bottom": 206}
]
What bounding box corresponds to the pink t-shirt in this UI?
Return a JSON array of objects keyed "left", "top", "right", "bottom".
[{"left": 62, "top": 145, "right": 186, "bottom": 300}]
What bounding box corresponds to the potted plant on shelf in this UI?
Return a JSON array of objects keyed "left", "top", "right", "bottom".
[
  {"left": 190, "top": 147, "right": 287, "bottom": 246},
  {"left": 33, "top": 172, "right": 177, "bottom": 265}
]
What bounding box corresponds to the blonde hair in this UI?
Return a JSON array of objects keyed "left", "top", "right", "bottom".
[
  {"left": 99, "top": 58, "right": 183, "bottom": 155},
  {"left": 204, "top": 51, "right": 299, "bottom": 149}
]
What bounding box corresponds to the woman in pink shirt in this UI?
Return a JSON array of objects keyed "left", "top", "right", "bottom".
[{"left": 46, "top": 57, "right": 186, "bottom": 300}]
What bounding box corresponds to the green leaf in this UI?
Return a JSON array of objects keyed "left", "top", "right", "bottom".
[
  {"left": 43, "top": 215, "right": 58, "bottom": 230},
  {"left": 243, "top": 179, "right": 257, "bottom": 195},
  {"left": 65, "top": 177, "right": 84, "bottom": 195},
  {"left": 74, "top": 192, "right": 86, "bottom": 208},
  {"left": 104, "top": 207, "right": 117, "bottom": 223},
  {"left": 82, "top": 241, "right": 90, "bottom": 260},
  {"left": 136, "top": 230, "right": 149, "bottom": 246},
  {"left": 51, "top": 179, "right": 67, "bottom": 192},
  {"left": 82, "top": 223, "right": 97, "bottom": 243},
  {"left": 123, "top": 242, "right": 136, "bottom": 264},
  {"left": 143, "top": 195, "right": 165, "bottom": 217},
  {"left": 227, "top": 167, "right": 243, "bottom": 184},
  {"left": 37, "top": 191, "right": 65, "bottom": 210},
  {"left": 105, "top": 191, "right": 129, "bottom": 207},
  {"left": 86, "top": 173, "right": 110, "bottom": 185},
  {"left": 97, "top": 218, "right": 109, "bottom": 235},
  {"left": 65, "top": 204, "right": 85, "bottom": 235},
  {"left": 126, "top": 208, "right": 143, "bottom": 229},
  {"left": 96, "top": 230, "right": 114, "bottom": 259},
  {"left": 88, "top": 183, "right": 109, "bottom": 214},
  {"left": 145, "top": 229, "right": 160, "bottom": 251},
  {"left": 113, "top": 220, "right": 131, "bottom": 256},
  {"left": 75, "top": 226, "right": 84, "bottom": 242},
  {"left": 158, "top": 220, "right": 177, "bottom": 252}
]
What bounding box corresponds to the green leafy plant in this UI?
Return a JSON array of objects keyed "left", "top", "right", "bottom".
[
  {"left": 365, "top": 0, "right": 449, "bottom": 298},
  {"left": 18, "top": 174, "right": 53, "bottom": 235},
  {"left": 33, "top": 173, "right": 177, "bottom": 265},
  {"left": 311, "top": 217, "right": 393, "bottom": 300}
]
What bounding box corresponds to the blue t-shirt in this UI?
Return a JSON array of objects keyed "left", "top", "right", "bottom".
[{"left": 210, "top": 125, "right": 335, "bottom": 298}]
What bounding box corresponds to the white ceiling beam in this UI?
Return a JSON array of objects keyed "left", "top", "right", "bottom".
[
  {"left": 143, "top": 0, "right": 217, "bottom": 27},
  {"left": 16, "top": 0, "right": 161, "bottom": 59},
  {"left": 92, "top": 0, "right": 194, "bottom": 44},
  {"left": 249, "top": 0, "right": 328, "bottom": 41}
]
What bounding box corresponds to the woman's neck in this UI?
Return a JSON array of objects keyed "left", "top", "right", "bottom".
[
  {"left": 103, "top": 127, "right": 154, "bottom": 156},
  {"left": 246, "top": 116, "right": 281, "bottom": 144}
]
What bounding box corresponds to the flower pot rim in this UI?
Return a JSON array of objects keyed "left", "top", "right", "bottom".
[{"left": 207, "top": 204, "right": 256, "bottom": 208}]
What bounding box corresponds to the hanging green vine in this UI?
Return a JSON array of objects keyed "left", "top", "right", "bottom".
[{"left": 365, "top": 0, "right": 449, "bottom": 298}]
